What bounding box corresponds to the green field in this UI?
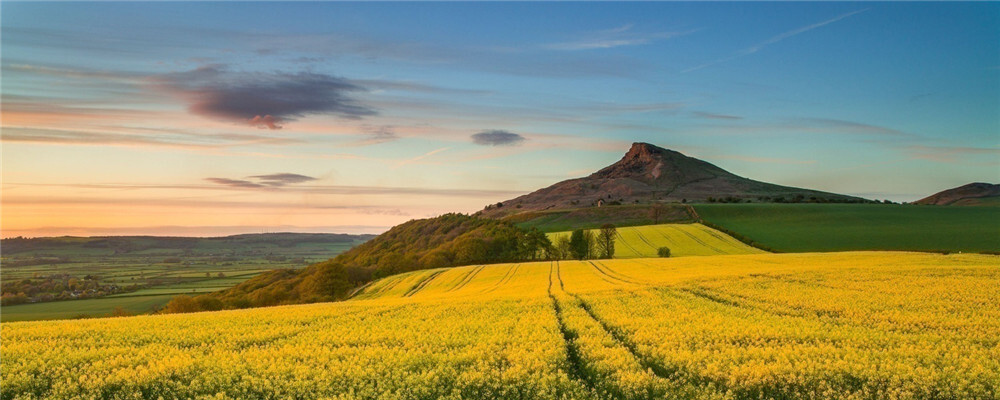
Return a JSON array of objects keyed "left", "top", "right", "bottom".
[
  {"left": 695, "top": 203, "right": 1000, "bottom": 253},
  {"left": 0, "top": 294, "right": 177, "bottom": 322},
  {"left": 509, "top": 204, "right": 692, "bottom": 232},
  {"left": 1, "top": 234, "right": 371, "bottom": 321},
  {"left": 548, "top": 223, "right": 765, "bottom": 258}
]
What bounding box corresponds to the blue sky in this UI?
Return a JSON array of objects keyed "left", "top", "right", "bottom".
[{"left": 2, "top": 2, "right": 998, "bottom": 236}]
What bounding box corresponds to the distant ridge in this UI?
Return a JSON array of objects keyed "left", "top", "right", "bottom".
[
  {"left": 482, "top": 142, "right": 864, "bottom": 215},
  {"left": 914, "top": 182, "right": 1000, "bottom": 206}
]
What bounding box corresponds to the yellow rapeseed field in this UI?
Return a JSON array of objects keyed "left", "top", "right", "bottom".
[
  {"left": 547, "top": 223, "right": 765, "bottom": 258},
  {"left": 3, "top": 252, "right": 998, "bottom": 399}
]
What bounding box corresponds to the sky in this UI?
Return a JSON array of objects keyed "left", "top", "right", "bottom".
[{"left": 2, "top": 2, "right": 998, "bottom": 237}]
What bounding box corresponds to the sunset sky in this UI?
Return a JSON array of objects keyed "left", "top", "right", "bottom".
[{"left": 3, "top": 2, "right": 998, "bottom": 237}]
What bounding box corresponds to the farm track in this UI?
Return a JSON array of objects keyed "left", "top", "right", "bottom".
[
  {"left": 485, "top": 264, "right": 521, "bottom": 293},
  {"left": 403, "top": 270, "right": 445, "bottom": 297},
  {"left": 547, "top": 263, "right": 598, "bottom": 392},
  {"left": 447, "top": 265, "right": 484, "bottom": 292}
]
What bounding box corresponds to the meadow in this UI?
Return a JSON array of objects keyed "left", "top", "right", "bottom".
[
  {"left": 4, "top": 252, "right": 997, "bottom": 399},
  {"left": 509, "top": 204, "right": 691, "bottom": 232},
  {"left": 547, "top": 223, "right": 765, "bottom": 258},
  {"left": 0, "top": 234, "right": 370, "bottom": 321},
  {"left": 695, "top": 203, "right": 1000, "bottom": 253}
]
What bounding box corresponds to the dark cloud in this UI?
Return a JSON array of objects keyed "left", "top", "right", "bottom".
[
  {"left": 206, "top": 173, "right": 317, "bottom": 188},
  {"left": 153, "top": 65, "right": 376, "bottom": 129},
  {"left": 471, "top": 130, "right": 526, "bottom": 146},
  {"left": 248, "top": 173, "right": 317, "bottom": 186},
  {"left": 205, "top": 177, "right": 265, "bottom": 188}
]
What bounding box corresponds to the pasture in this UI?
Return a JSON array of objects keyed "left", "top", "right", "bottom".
[
  {"left": 695, "top": 203, "right": 1000, "bottom": 253},
  {"left": 4, "top": 252, "right": 997, "bottom": 399},
  {"left": 0, "top": 234, "right": 370, "bottom": 321}
]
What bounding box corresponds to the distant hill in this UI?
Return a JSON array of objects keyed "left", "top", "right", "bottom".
[
  {"left": 1, "top": 232, "right": 375, "bottom": 255},
  {"left": 913, "top": 182, "right": 1000, "bottom": 206},
  {"left": 480, "top": 142, "right": 866, "bottom": 217}
]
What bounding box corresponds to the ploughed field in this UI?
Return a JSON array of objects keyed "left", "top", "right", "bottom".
[
  {"left": 4, "top": 252, "right": 998, "bottom": 399},
  {"left": 547, "top": 223, "right": 765, "bottom": 258}
]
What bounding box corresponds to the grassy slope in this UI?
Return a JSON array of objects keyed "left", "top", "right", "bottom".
[
  {"left": 508, "top": 204, "right": 692, "bottom": 232},
  {"left": 547, "top": 223, "right": 765, "bottom": 258},
  {"left": 695, "top": 203, "right": 1000, "bottom": 253}
]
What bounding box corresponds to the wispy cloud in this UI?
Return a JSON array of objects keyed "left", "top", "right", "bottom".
[
  {"left": 206, "top": 173, "right": 317, "bottom": 189},
  {"left": 352, "top": 125, "right": 400, "bottom": 147},
  {"left": 0, "top": 127, "right": 301, "bottom": 149},
  {"left": 248, "top": 173, "right": 317, "bottom": 186},
  {"left": 204, "top": 177, "right": 265, "bottom": 188},
  {"left": 899, "top": 144, "right": 1000, "bottom": 163},
  {"left": 792, "top": 117, "right": 915, "bottom": 138},
  {"left": 7, "top": 181, "right": 521, "bottom": 198},
  {"left": 471, "top": 130, "right": 526, "bottom": 146},
  {"left": 545, "top": 24, "right": 695, "bottom": 51},
  {"left": 693, "top": 111, "right": 743, "bottom": 120},
  {"left": 151, "top": 65, "right": 377, "bottom": 129},
  {"left": 713, "top": 154, "right": 817, "bottom": 165},
  {"left": 394, "top": 147, "right": 451, "bottom": 168},
  {"left": 683, "top": 9, "right": 868, "bottom": 73}
]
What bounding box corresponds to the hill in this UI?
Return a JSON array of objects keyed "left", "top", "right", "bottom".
[
  {"left": 913, "top": 182, "right": 1000, "bottom": 206},
  {"left": 6, "top": 252, "right": 998, "bottom": 399},
  {"left": 696, "top": 203, "right": 1000, "bottom": 253},
  {"left": 480, "top": 142, "right": 865, "bottom": 217},
  {"left": 164, "top": 213, "right": 553, "bottom": 312},
  {"left": 507, "top": 204, "right": 693, "bottom": 232},
  {"left": 547, "top": 223, "right": 766, "bottom": 258}
]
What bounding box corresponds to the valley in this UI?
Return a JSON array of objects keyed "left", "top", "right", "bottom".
[{"left": 0, "top": 234, "right": 372, "bottom": 321}]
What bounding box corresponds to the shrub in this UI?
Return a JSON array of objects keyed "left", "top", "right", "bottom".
[{"left": 657, "top": 247, "right": 671, "bottom": 258}]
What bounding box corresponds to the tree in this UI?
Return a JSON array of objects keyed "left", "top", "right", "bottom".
[
  {"left": 569, "top": 229, "right": 591, "bottom": 260},
  {"left": 163, "top": 295, "right": 199, "bottom": 314},
  {"left": 555, "top": 235, "right": 572, "bottom": 260},
  {"left": 649, "top": 203, "right": 666, "bottom": 223},
  {"left": 657, "top": 247, "right": 671, "bottom": 257},
  {"left": 597, "top": 224, "right": 617, "bottom": 259},
  {"left": 583, "top": 230, "right": 597, "bottom": 259},
  {"left": 523, "top": 228, "right": 553, "bottom": 260}
]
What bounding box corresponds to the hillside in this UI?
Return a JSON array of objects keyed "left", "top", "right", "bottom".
[
  {"left": 165, "top": 213, "right": 551, "bottom": 312},
  {"left": 481, "top": 142, "right": 865, "bottom": 217},
  {"left": 547, "top": 223, "right": 765, "bottom": 258},
  {"left": 913, "top": 182, "right": 1000, "bottom": 206},
  {"left": 507, "top": 204, "right": 693, "bottom": 232},
  {"left": 696, "top": 203, "right": 1000, "bottom": 253},
  {"left": 6, "top": 252, "right": 998, "bottom": 399}
]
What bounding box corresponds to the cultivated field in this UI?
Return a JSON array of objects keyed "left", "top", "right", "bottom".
[
  {"left": 4, "top": 252, "right": 997, "bottom": 399},
  {"left": 547, "top": 223, "right": 765, "bottom": 258},
  {"left": 695, "top": 203, "right": 1000, "bottom": 253},
  {"left": 0, "top": 234, "right": 370, "bottom": 321}
]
